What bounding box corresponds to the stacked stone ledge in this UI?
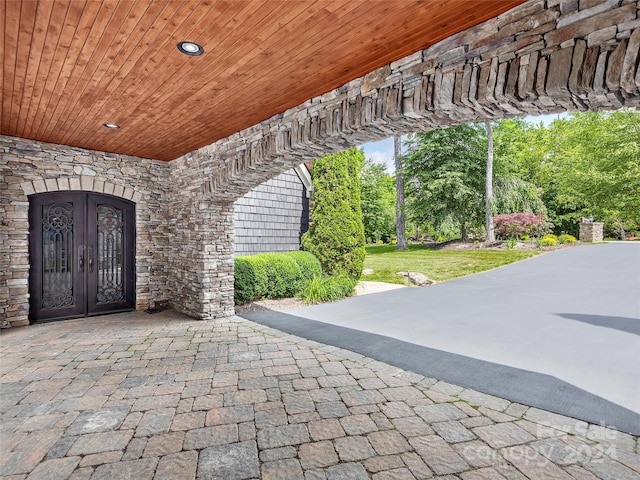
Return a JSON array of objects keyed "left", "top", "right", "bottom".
[{"left": 177, "top": 0, "right": 640, "bottom": 204}]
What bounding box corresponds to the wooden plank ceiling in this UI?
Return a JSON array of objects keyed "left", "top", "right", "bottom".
[{"left": 1, "top": 0, "right": 525, "bottom": 161}]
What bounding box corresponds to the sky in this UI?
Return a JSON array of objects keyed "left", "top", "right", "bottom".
[{"left": 361, "top": 112, "right": 569, "bottom": 173}]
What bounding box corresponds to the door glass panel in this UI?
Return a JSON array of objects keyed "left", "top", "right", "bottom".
[
  {"left": 41, "top": 202, "right": 75, "bottom": 309},
  {"left": 96, "top": 205, "right": 125, "bottom": 304}
]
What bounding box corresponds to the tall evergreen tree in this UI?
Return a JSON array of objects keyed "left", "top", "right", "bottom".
[{"left": 302, "top": 147, "right": 366, "bottom": 279}]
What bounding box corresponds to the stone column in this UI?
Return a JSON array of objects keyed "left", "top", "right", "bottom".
[
  {"left": 168, "top": 198, "right": 235, "bottom": 319},
  {"left": 579, "top": 222, "right": 604, "bottom": 242}
]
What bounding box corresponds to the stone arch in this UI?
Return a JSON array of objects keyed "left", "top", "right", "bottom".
[
  {"left": 172, "top": 0, "right": 640, "bottom": 204},
  {"left": 20, "top": 176, "right": 142, "bottom": 204},
  {"left": 12, "top": 175, "right": 158, "bottom": 326},
  {"left": 17, "top": 179, "right": 150, "bottom": 323},
  {"left": 161, "top": 0, "right": 640, "bottom": 320},
  {"left": 8, "top": 0, "right": 637, "bottom": 324}
]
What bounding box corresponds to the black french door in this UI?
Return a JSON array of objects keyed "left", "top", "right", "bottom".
[{"left": 29, "top": 192, "right": 135, "bottom": 322}]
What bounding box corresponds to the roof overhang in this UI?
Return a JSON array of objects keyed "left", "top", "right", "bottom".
[{"left": 1, "top": 0, "right": 525, "bottom": 161}]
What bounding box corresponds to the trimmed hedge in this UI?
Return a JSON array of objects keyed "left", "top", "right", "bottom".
[
  {"left": 234, "top": 251, "right": 322, "bottom": 305},
  {"left": 282, "top": 251, "right": 322, "bottom": 281},
  {"left": 234, "top": 255, "right": 268, "bottom": 305},
  {"left": 260, "top": 253, "right": 304, "bottom": 298}
]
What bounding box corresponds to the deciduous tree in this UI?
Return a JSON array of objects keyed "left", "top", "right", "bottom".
[
  {"left": 360, "top": 160, "right": 396, "bottom": 243},
  {"left": 403, "top": 124, "right": 487, "bottom": 241},
  {"left": 499, "top": 110, "right": 640, "bottom": 237},
  {"left": 485, "top": 121, "right": 495, "bottom": 242},
  {"left": 394, "top": 136, "right": 408, "bottom": 250}
]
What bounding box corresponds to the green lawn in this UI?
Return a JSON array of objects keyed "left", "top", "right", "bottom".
[{"left": 363, "top": 244, "right": 541, "bottom": 284}]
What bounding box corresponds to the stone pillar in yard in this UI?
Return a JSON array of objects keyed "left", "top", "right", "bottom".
[{"left": 579, "top": 222, "right": 604, "bottom": 242}]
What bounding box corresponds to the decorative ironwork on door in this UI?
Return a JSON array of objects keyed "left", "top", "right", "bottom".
[
  {"left": 41, "top": 202, "right": 75, "bottom": 309},
  {"left": 29, "top": 192, "right": 135, "bottom": 322},
  {"left": 96, "top": 205, "right": 125, "bottom": 304}
]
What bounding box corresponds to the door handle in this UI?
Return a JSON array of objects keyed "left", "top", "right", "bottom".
[
  {"left": 88, "top": 245, "right": 94, "bottom": 272},
  {"left": 78, "top": 246, "right": 85, "bottom": 273}
]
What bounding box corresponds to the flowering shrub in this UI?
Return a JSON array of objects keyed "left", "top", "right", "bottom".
[
  {"left": 493, "top": 213, "right": 541, "bottom": 238},
  {"left": 541, "top": 234, "right": 558, "bottom": 246},
  {"left": 558, "top": 234, "right": 577, "bottom": 244}
]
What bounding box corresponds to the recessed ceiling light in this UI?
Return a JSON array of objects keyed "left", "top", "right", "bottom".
[
  {"left": 103, "top": 123, "right": 120, "bottom": 129},
  {"left": 177, "top": 41, "right": 204, "bottom": 56}
]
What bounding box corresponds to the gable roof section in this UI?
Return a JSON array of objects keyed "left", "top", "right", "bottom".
[{"left": 294, "top": 164, "right": 313, "bottom": 197}]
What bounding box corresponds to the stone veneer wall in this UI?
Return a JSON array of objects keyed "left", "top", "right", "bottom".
[
  {"left": 164, "top": 155, "right": 236, "bottom": 320},
  {"left": 165, "top": 198, "right": 235, "bottom": 320},
  {"left": 0, "top": 134, "right": 237, "bottom": 324},
  {"left": 234, "top": 168, "right": 309, "bottom": 256},
  {"left": 0, "top": 136, "right": 172, "bottom": 326},
  {"left": 579, "top": 222, "right": 605, "bottom": 241}
]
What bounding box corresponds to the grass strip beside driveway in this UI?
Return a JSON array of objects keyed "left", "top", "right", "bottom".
[{"left": 364, "top": 244, "right": 541, "bottom": 284}]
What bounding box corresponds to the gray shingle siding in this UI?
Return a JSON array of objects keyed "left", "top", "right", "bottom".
[{"left": 233, "top": 168, "right": 309, "bottom": 256}]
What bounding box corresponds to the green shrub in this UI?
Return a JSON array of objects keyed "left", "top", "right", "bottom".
[
  {"left": 540, "top": 234, "right": 558, "bottom": 246},
  {"left": 257, "top": 253, "right": 304, "bottom": 299},
  {"left": 282, "top": 251, "right": 322, "bottom": 282},
  {"left": 299, "top": 275, "right": 357, "bottom": 304},
  {"left": 505, "top": 237, "right": 517, "bottom": 249},
  {"left": 558, "top": 234, "right": 577, "bottom": 244},
  {"left": 234, "top": 251, "right": 324, "bottom": 304},
  {"left": 234, "top": 256, "right": 268, "bottom": 304},
  {"left": 301, "top": 147, "right": 366, "bottom": 280}
]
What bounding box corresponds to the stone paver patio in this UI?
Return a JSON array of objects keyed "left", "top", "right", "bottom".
[{"left": 1, "top": 310, "right": 638, "bottom": 480}]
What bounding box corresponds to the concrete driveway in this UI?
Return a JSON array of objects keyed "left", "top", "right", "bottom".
[{"left": 244, "top": 243, "right": 640, "bottom": 434}]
